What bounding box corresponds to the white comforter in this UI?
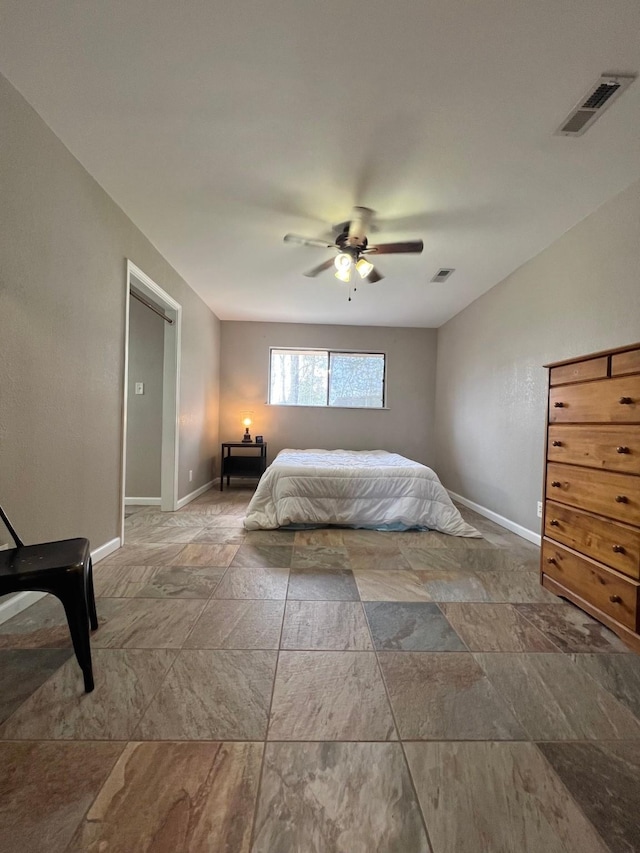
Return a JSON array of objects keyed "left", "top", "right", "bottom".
[{"left": 243, "top": 449, "right": 480, "bottom": 536}]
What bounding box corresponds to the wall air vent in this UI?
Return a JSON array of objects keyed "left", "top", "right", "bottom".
[
  {"left": 555, "top": 74, "right": 635, "bottom": 137},
  {"left": 431, "top": 268, "right": 455, "bottom": 283}
]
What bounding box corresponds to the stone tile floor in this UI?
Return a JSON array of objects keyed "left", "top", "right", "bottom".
[{"left": 1, "top": 489, "right": 639, "bottom": 852}]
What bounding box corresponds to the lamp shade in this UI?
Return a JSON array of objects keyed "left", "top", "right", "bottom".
[
  {"left": 356, "top": 257, "right": 374, "bottom": 278},
  {"left": 334, "top": 252, "right": 352, "bottom": 272}
]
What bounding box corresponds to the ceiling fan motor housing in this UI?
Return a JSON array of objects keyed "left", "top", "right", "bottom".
[{"left": 336, "top": 232, "right": 368, "bottom": 254}]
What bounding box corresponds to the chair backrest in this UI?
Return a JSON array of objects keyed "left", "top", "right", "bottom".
[{"left": 0, "top": 505, "right": 24, "bottom": 548}]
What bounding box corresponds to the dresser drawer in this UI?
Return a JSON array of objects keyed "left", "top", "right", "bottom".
[
  {"left": 546, "top": 462, "right": 640, "bottom": 525},
  {"left": 542, "top": 539, "right": 639, "bottom": 630},
  {"left": 611, "top": 349, "right": 640, "bottom": 377},
  {"left": 547, "top": 425, "right": 640, "bottom": 474},
  {"left": 545, "top": 501, "right": 640, "bottom": 579},
  {"left": 549, "top": 375, "right": 640, "bottom": 423},
  {"left": 549, "top": 356, "right": 609, "bottom": 387}
]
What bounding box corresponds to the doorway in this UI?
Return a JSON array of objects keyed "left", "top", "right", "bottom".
[{"left": 120, "top": 261, "right": 182, "bottom": 543}]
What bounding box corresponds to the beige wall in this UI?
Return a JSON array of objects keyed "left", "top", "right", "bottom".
[
  {"left": 0, "top": 72, "right": 221, "bottom": 548},
  {"left": 435, "top": 178, "right": 640, "bottom": 534},
  {"left": 125, "top": 298, "right": 164, "bottom": 498},
  {"left": 220, "top": 322, "right": 438, "bottom": 468}
]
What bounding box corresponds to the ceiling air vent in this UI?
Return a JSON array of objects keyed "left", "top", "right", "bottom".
[
  {"left": 555, "top": 74, "right": 635, "bottom": 137},
  {"left": 431, "top": 268, "right": 455, "bottom": 283}
]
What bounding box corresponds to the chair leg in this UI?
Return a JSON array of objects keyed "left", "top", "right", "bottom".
[
  {"left": 56, "top": 574, "right": 94, "bottom": 693},
  {"left": 85, "top": 558, "right": 98, "bottom": 631}
]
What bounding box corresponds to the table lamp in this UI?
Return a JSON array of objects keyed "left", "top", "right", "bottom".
[{"left": 241, "top": 415, "right": 253, "bottom": 443}]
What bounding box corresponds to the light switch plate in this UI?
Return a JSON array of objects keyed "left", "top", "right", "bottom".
[{"left": 135, "top": 382, "right": 144, "bottom": 395}]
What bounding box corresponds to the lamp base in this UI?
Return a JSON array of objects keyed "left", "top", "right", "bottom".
[{"left": 242, "top": 427, "right": 252, "bottom": 443}]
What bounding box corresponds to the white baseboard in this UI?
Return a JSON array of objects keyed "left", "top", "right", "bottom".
[
  {"left": 91, "top": 537, "right": 121, "bottom": 563},
  {"left": 447, "top": 490, "right": 541, "bottom": 546},
  {"left": 176, "top": 479, "right": 215, "bottom": 509},
  {"left": 0, "top": 536, "right": 122, "bottom": 625},
  {"left": 0, "top": 591, "right": 45, "bottom": 623},
  {"left": 125, "top": 497, "right": 161, "bottom": 506}
]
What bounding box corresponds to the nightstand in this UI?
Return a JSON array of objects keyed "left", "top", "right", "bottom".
[{"left": 220, "top": 442, "right": 268, "bottom": 491}]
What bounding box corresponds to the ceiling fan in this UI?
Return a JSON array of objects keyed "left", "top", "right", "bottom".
[{"left": 284, "top": 206, "right": 423, "bottom": 284}]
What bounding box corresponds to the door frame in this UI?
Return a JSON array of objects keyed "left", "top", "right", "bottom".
[{"left": 120, "top": 260, "right": 182, "bottom": 542}]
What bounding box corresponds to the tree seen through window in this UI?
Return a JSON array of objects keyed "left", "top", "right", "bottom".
[{"left": 269, "top": 349, "right": 385, "bottom": 408}]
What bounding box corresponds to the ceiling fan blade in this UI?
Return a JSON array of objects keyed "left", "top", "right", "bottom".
[
  {"left": 284, "top": 234, "right": 336, "bottom": 249},
  {"left": 365, "top": 266, "right": 384, "bottom": 283},
  {"left": 366, "top": 240, "right": 424, "bottom": 255},
  {"left": 347, "top": 207, "right": 374, "bottom": 243},
  {"left": 303, "top": 258, "right": 336, "bottom": 278}
]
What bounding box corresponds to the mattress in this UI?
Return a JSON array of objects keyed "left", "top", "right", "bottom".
[{"left": 243, "top": 448, "right": 481, "bottom": 536}]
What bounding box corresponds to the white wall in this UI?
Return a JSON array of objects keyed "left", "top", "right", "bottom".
[
  {"left": 220, "top": 322, "right": 439, "bottom": 469},
  {"left": 0, "top": 71, "right": 220, "bottom": 548},
  {"left": 125, "top": 297, "right": 164, "bottom": 498},
  {"left": 435, "top": 178, "right": 640, "bottom": 534}
]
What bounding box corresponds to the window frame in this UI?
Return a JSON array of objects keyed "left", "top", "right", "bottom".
[{"left": 267, "top": 347, "right": 387, "bottom": 409}]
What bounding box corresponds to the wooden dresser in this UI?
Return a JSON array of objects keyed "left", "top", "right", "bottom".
[{"left": 541, "top": 342, "right": 640, "bottom": 652}]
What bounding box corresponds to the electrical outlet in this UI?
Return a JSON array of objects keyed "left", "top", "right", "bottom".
[
  {"left": 134, "top": 382, "right": 144, "bottom": 395},
  {"left": 537, "top": 501, "right": 543, "bottom": 518},
  {"left": 189, "top": 470, "right": 193, "bottom": 482}
]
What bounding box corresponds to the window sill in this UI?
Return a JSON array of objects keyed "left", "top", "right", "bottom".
[{"left": 265, "top": 403, "right": 390, "bottom": 410}]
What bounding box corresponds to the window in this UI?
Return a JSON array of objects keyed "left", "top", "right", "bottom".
[{"left": 269, "top": 348, "right": 386, "bottom": 408}]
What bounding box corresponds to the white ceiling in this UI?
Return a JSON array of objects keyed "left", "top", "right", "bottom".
[{"left": 1, "top": 0, "right": 640, "bottom": 327}]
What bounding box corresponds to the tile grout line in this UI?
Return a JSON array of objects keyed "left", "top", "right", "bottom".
[
  {"left": 531, "top": 741, "right": 617, "bottom": 853},
  {"left": 471, "top": 648, "right": 640, "bottom": 740},
  {"left": 176, "top": 564, "right": 234, "bottom": 647},
  {"left": 0, "top": 646, "right": 75, "bottom": 734},
  {"left": 108, "top": 498, "right": 251, "bottom": 745},
  {"left": 109, "top": 578, "right": 213, "bottom": 743},
  {"left": 511, "top": 605, "right": 576, "bottom": 655},
  {"left": 78, "top": 488, "right": 244, "bottom": 852},
  {"left": 246, "top": 566, "right": 290, "bottom": 851},
  {"left": 360, "top": 595, "right": 438, "bottom": 853},
  {"left": 6, "top": 734, "right": 639, "bottom": 744},
  {"left": 0, "top": 495, "right": 250, "bottom": 741},
  {"left": 60, "top": 741, "right": 130, "bottom": 853},
  {"left": 6, "top": 498, "right": 633, "bottom": 849}
]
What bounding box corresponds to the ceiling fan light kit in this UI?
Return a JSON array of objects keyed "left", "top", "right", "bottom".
[
  {"left": 356, "top": 257, "right": 374, "bottom": 279},
  {"left": 331, "top": 250, "right": 374, "bottom": 284},
  {"left": 284, "top": 206, "right": 424, "bottom": 295},
  {"left": 334, "top": 252, "right": 353, "bottom": 273}
]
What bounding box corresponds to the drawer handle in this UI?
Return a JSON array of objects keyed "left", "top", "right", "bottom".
[
  {"left": 554, "top": 402, "right": 564, "bottom": 408},
  {"left": 616, "top": 446, "right": 630, "bottom": 454},
  {"left": 546, "top": 557, "right": 556, "bottom": 564},
  {"left": 551, "top": 481, "right": 562, "bottom": 488},
  {"left": 619, "top": 397, "right": 633, "bottom": 405},
  {"left": 615, "top": 495, "right": 628, "bottom": 503},
  {"left": 552, "top": 440, "right": 562, "bottom": 447},
  {"left": 549, "top": 519, "right": 560, "bottom": 526},
  {"left": 612, "top": 545, "right": 626, "bottom": 554},
  {"left": 609, "top": 595, "right": 622, "bottom": 604}
]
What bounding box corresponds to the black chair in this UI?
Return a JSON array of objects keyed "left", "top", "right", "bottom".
[{"left": 0, "top": 505, "right": 98, "bottom": 692}]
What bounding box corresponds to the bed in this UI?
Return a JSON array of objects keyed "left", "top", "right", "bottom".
[{"left": 243, "top": 449, "right": 481, "bottom": 536}]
